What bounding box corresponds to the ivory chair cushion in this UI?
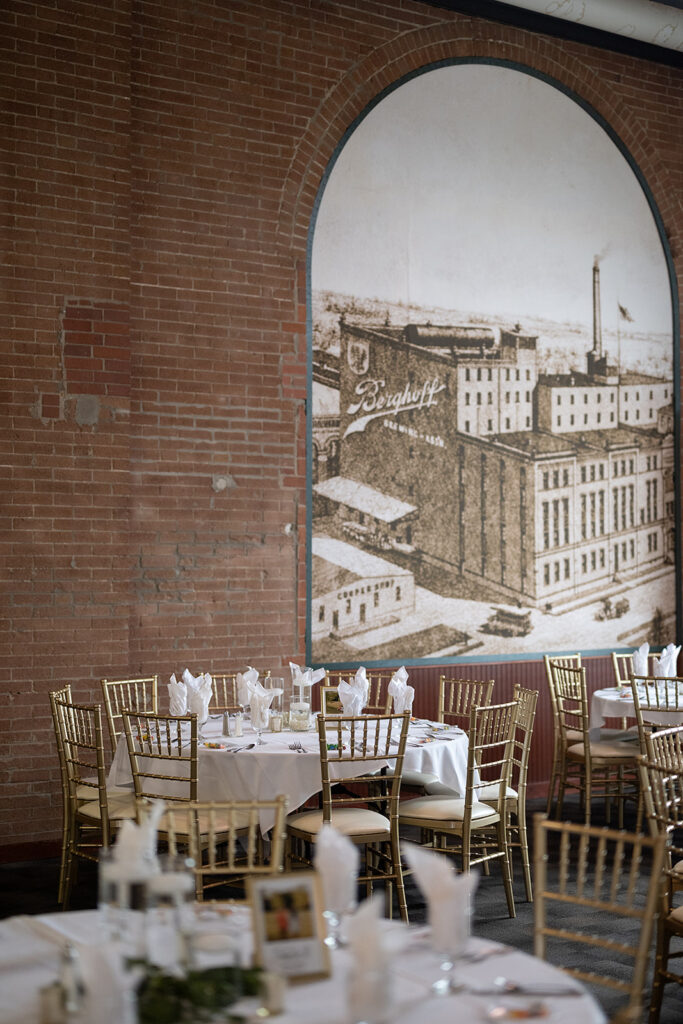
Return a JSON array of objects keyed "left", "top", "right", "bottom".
[
  {"left": 385, "top": 768, "right": 440, "bottom": 788},
  {"left": 287, "top": 807, "right": 390, "bottom": 837},
  {"left": 399, "top": 795, "right": 499, "bottom": 825},
  {"left": 78, "top": 791, "right": 137, "bottom": 821},
  {"left": 567, "top": 740, "right": 640, "bottom": 760}
]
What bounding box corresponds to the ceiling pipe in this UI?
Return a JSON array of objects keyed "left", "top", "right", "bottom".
[{"left": 496, "top": 0, "right": 683, "bottom": 52}]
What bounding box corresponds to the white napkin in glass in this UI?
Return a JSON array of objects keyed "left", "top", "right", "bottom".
[
  {"left": 289, "top": 662, "right": 326, "bottom": 689},
  {"left": 338, "top": 678, "right": 363, "bottom": 716},
  {"left": 655, "top": 643, "right": 681, "bottom": 678},
  {"left": 236, "top": 667, "right": 259, "bottom": 708},
  {"left": 184, "top": 670, "right": 213, "bottom": 722},
  {"left": 345, "top": 894, "right": 389, "bottom": 972},
  {"left": 314, "top": 824, "right": 360, "bottom": 916},
  {"left": 388, "top": 666, "right": 414, "bottom": 715},
  {"left": 632, "top": 642, "right": 650, "bottom": 677},
  {"left": 167, "top": 674, "right": 187, "bottom": 716},
  {"left": 248, "top": 681, "right": 274, "bottom": 730},
  {"left": 402, "top": 842, "right": 478, "bottom": 955},
  {"left": 108, "top": 801, "right": 165, "bottom": 882}
]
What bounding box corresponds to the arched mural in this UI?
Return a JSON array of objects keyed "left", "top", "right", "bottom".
[{"left": 308, "top": 60, "right": 677, "bottom": 666}]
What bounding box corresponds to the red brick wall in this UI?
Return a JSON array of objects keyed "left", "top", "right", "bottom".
[{"left": 2, "top": 0, "right": 681, "bottom": 851}]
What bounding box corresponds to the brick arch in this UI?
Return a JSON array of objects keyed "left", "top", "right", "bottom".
[{"left": 275, "top": 19, "right": 680, "bottom": 267}]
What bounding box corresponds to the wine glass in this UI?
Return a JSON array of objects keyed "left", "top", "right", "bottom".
[
  {"left": 251, "top": 702, "right": 269, "bottom": 745},
  {"left": 430, "top": 900, "right": 469, "bottom": 995},
  {"left": 265, "top": 676, "right": 285, "bottom": 715}
]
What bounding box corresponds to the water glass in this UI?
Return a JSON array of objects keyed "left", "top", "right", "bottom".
[
  {"left": 266, "top": 676, "right": 285, "bottom": 715},
  {"left": 144, "top": 854, "right": 196, "bottom": 970},
  {"left": 98, "top": 848, "right": 147, "bottom": 944}
]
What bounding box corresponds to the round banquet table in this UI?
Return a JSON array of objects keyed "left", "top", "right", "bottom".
[
  {"left": 0, "top": 909, "right": 606, "bottom": 1024},
  {"left": 590, "top": 685, "right": 683, "bottom": 739},
  {"left": 108, "top": 716, "right": 470, "bottom": 834}
]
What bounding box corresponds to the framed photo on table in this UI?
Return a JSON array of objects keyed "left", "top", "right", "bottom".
[
  {"left": 321, "top": 686, "right": 343, "bottom": 715},
  {"left": 248, "top": 871, "right": 330, "bottom": 982}
]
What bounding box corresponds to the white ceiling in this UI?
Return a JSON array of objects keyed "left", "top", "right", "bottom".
[{"left": 499, "top": 0, "right": 683, "bottom": 51}]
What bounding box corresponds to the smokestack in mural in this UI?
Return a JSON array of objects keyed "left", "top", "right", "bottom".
[
  {"left": 586, "top": 256, "right": 614, "bottom": 379},
  {"left": 592, "top": 259, "right": 602, "bottom": 358}
]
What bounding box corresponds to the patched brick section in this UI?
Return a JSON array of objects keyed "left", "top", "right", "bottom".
[
  {"left": 40, "top": 393, "right": 61, "bottom": 419},
  {"left": 62, "top": 303, "right": 131, "bottom": 397}
]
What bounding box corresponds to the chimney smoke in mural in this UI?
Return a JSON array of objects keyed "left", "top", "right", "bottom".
[{"left": 592, "top": 258, "right": 602, "bottom": 358}]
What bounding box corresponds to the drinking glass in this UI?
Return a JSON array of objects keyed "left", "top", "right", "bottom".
[
  {"left": 144, "top": 854, "right": 196, "bottom": 970},
  {"left": 430, "top": 901, "right": 468, "bottom": 995},
  {"left": 265, "top": 676, "right": 285, "bottom": 715},
  {"left": 251, "top": 703, "right": 270, "bottom": 745},
  {"left": 98, "top": 847, "right": 148, "bottom": 945}
]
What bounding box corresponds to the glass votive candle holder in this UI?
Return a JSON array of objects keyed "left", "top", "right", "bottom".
[
  {"left": 270, "top": 711, "right": 283, "bottom": 733},
  {"left": 289, "top": 701, "right": 310, "bottom": 731}
]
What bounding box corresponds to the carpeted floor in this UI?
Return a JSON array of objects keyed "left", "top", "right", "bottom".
[{"left": 1, "top": 796, "right": 682, "bottom": 1023}]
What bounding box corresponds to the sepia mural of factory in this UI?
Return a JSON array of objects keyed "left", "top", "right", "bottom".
[{"left": 311, "top": 263, "right": 674, "bottom": 653}]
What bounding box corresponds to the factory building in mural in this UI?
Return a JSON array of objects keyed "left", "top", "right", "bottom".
[{"left": 312, "top": 265, "right": 674, "bottom": 635}]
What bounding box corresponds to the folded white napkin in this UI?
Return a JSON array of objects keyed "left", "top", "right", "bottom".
[
  {"left": 183, "top": 670, "right": 213, "bottom": 723},
  {"left": 632, "top": 642, "right": 650, "bottom": 677},
  {"left": 655, "top": 643, "right": 681, "bottom": 679},
  {"left": 345, "top": 894, "right": 389, "bottom": 972},
  {"left": 107, "top": 801, "right": 166, "bottom": 883},
  {"left": 167, "top": 673, "right": 187, "bottom": 716},
  {"left": 236, "top": 667, "right": 259, "bottom": 708},
  {"left": 402, "top": 842, "right": 478, "bottom": 955},
  {"left": 337, "top": 666, "right": 370, "bottom": 716},
  {"left": 388, "top": 666, "right": 414, "bottom": 715},
  {"left": 314, "top": 824, "right": 360, "bottom": 916},
  {"left": 338, "top": 678, "right": 363, "bottom": 716},
  {"left": 289, "top": 662, "right": 326, "bottom": 688},
  {"left": 289, "top": 662, "right": 326, "bottom": 711},
  {"left": 249, "top": 684, "right": 274, "bottom": 730}
]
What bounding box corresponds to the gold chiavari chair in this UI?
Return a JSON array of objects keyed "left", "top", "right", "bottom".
[
  {"left": 209, "top": 672, "right": 242, "bottom": 713},
  {"left": 163, "top": 795, "right": 288, "bottom": 901},
  {"left": 100, "top": 674, "right": 159, "bottom": 749},
  {"left": 630, "top": 675, "right": 683, "bottom": 754},
  {"left": 399, "top": 701, "right": 519, "bottom": 919},
  {"left": 612, "top": 651, "right": 658, "bottom": 690},
  {"left": 481, "top": 685, "right": 538, "bottom": 902},
  {"left": 287, "top": 711, "right": 411, "bottom": 921},
  {"left": 54, "top": 698, "right": 137, "bottom": 908},
  {"left": 549, "top": 661, "right": 639, "bottom": 826},
  {"left": 637, "top": 738, "right": 683, "bottom": 1023},
  {"left": 544, "top": 654, "right": 582, "bottom": 815},
  {"left": 49, "top": 685, "right": 73, "bottom": 905},
  {"left": 438, "top": 675, "right": 494, "bottom": 729},
  {"left": 122, "top": 710, "right": 198, "bottom": 812},
  {"left": 533, "top": 814, "right": 667, "bottom": 1023}
]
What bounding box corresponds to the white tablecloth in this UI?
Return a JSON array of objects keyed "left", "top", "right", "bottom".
[
  {"left": 0, "top": 910, "right": 606, "bottom": 1024},
  {"left": 109, "top": 718, "right": 470, "bottom": 833},
  {"left": 590, "top": 686, "right": 683, "bottom": 736}
]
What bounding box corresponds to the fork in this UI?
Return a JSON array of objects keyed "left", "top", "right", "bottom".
[{"left": 288, "top": 742, "right": 306, "bottom": 753}]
